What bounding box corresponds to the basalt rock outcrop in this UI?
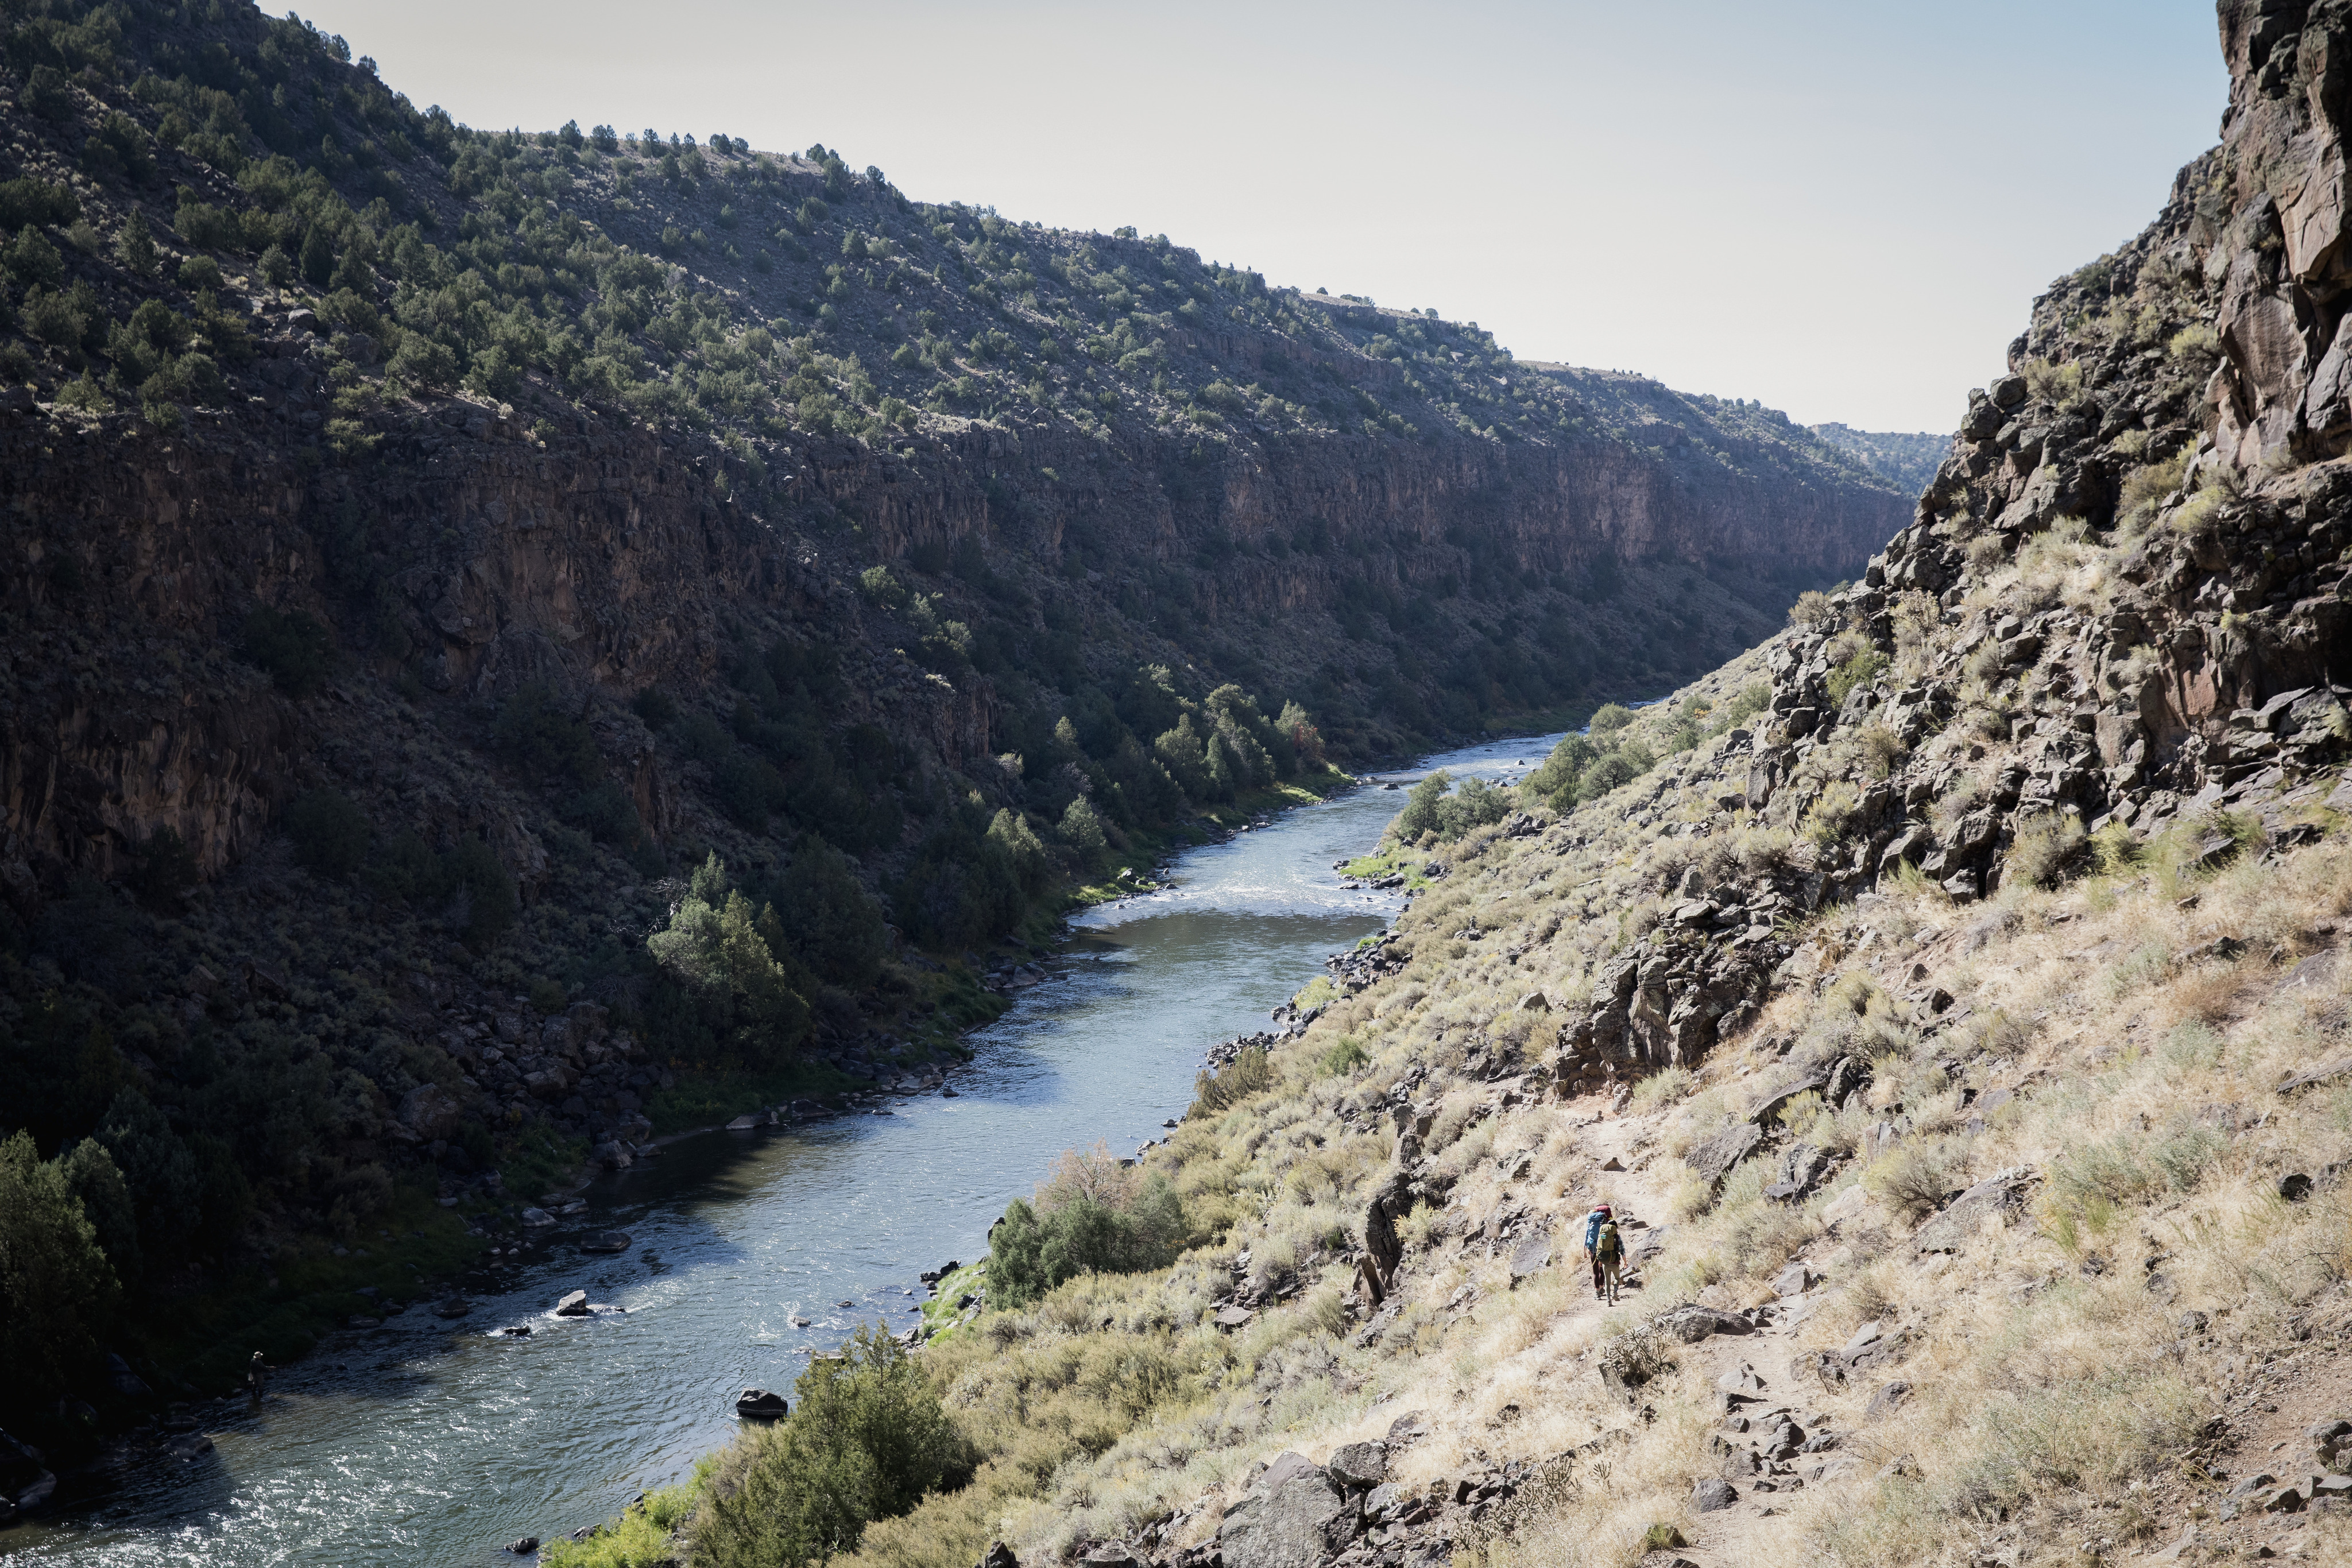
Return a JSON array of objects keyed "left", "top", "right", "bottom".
[
  {"left": 1541, "top": 0, "right": 2352, "bottom": 1098},
  {"left": 0, "top": 371, "right": 1902, "bottom": 901}
]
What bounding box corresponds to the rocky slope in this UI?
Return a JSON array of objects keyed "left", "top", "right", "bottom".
[{"left": 563, "top": 5, "right": 2352, "bottom": 1567}]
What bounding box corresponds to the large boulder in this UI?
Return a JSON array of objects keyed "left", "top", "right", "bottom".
[
  {"left": 400, "top": 1083, "right": 465, "bottom": 1141},
  {"left": 1684, "top": 1122, "right": 1763, "bottom": 1187},
  {"left": 1654, "top": 1304, "right": 1754, "bottom": 1344},
  {"left": 1914, "top": 1167, "right": 2037, "bottom": 1255},
  {"left": 736, "top": 1388, "right": 788, "bottom": 1419},
  {"left": 1748, "top": 1068, "right": 1828, "bottom": 1126},
  {"left": 1761, "top": 1144, "right": 1833, "bottom": 1203},
  {"left": 1507, "top": 1229, "right": 1553, "bottom": 1286},
  {"left": 0, "top": 1428, "right": 51, "bottom": 1507},
  {"left": 105, "top": 1352, "right": 152, "bottom": 1400},
  {"left": 1363, "top": 1177, "right": 1407, "bottom": 1285},
  {"left": 1326, "top": 1441, "right": 1388, "bottom": 1490},
  {"left": 1218, "top": 1457, "right": 1358, "bottom": 1568}
]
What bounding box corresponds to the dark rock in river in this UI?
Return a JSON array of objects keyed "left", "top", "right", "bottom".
[{"left": 736, "top": 1388, "right": 789, "bottom": 1419}]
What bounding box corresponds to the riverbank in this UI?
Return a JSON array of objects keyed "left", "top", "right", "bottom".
[
  {"left": 28, "top": 771, "right": 1374, "bottom": 1474},
  {"left": 7, "top": 740, "right": 1511, "bottom": 1564}
]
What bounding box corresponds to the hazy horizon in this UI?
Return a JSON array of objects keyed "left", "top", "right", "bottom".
[{"left": 300, "top": 0, "right": 2226, "bottom": 435}]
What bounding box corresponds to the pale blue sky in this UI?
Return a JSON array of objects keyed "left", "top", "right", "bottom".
[{"left": 302, "top": 1, "right": 2226, "bottom": 433}]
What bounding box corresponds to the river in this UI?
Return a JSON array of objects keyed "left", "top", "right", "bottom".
[{"left": 6, "top": 734, "right": 1562, "bottom": 1566}]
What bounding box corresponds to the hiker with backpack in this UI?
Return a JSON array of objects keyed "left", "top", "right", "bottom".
[
  {"left": 1593, "top": 1213, "right": 1625, "bottom": 1303},
  {"left": 1582, "top": 1203, "right": 1613, "bottom": 1298}
]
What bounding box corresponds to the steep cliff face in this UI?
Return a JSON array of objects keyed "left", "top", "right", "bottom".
[
  {"left": 1, "top": 407, "right": 899, "bottom": 892},
  {"left": 0, "top": 374, "right": 1897, "bottom": 904},
  {"left": 1532, "top": 0, "right": 2352, "bottom": 1092},
  {"left": 2209, "top": 0, "right": 2352, "bottom": 467}
]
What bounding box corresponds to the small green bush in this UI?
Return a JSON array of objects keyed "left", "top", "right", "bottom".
[
  {"left": 173, "top": 197, "right": 241, "bottom": 251},
  {"left": 1187, "top": 1044, "right": 1274, "bottom": 1118},
  {"left": 0, "top": 176, "right": 78, "bottom": 231},
  {"left": 690, "top": 1325, "right": 974, "bottom": 1568},
  {"left": 1719, "top": 682, "right": 1770, "bottom": 727},
  {"left": 1867, "top": 1143, "right": 1955, "bottom": 1221},
  {"left": 0, "top": 1130, "right": 120, "bottom": 1403},
  {"left": 1320, "top": 1034, "right": 1370, "bottom": 1077},
  {"left": 2051, "top": 1135, "right": 2162, "bottom": 1209},
  {"left": 2157, "top": 1021, "right": 2222, "bottom": 1071},
  {"left": 1824, "top": 646, "right": 1889, "bottom": 709},
  {"left": 1589, "top": 702, "right": 1635, "bottom": 734},
  {"left": 2167, "top": 323, "right": 2219, "bottom": 361},
  {"left": 1523, "top": 734, "right": 1598, "bottom": 809},
  {"left": 2117, "top": 450, "right": 2189, "bottom": 533},
  {"left": 2150, "top": 1128, "right": 2225, "bottom": 1193},
  {"left": 2023, "top": 357, "right": 2086, "bottom": 408},
  {"left": 1628, "top": 1065, "right": 1692, "bottom": 1110},
  {"left": 1059, "top": 797, "right": 1108, "bottom": 858},
  {"left": 113, "top": 211, "right": 157, "bottom": 276},
  {"left": 3, "top": 224, "right": 63, "bottom": 288},
  {"left": 859, "top": 565, "right": 908, "bottom": 608},
  {"left": 645, "top": 855, "right": 813, "bottom": 1063},
  {"left": 1391, "top": 770, "right": 1514, "bottom": 844},
  {"left": 386, "top": 332, "right": 457, "bottom": 386},
  {"left": 1579, "top": 744, "right": 1653, "bottom": 799},
  {"left": 540, "top": 1480, "right": 702, "bottom": 1568},
  {"left": 21, "top": 283, "right": 88, "bottom": 349},
  {"left": 986, "top": 1172, "right": 1186, "bottom": 1309},
  {"left": 774, "top": 838, "right": 888, "bottom": 989},
  {"left": 2006, "top": 813, "right": 2087, "bottom": 889}
]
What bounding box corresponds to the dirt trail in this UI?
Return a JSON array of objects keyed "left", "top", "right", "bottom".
[{"left": 1552, "top": 1100, "right": 1870, "bottom": 1566}]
